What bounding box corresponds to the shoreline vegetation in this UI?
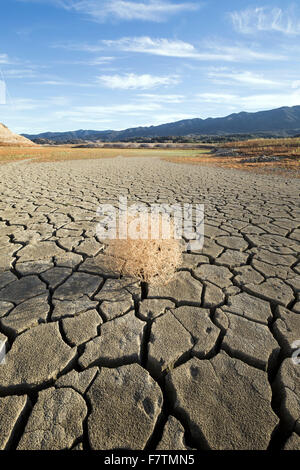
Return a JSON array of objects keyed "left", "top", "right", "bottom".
[{"left": 0, "top": 137, "right": 299, "bottom": 178}]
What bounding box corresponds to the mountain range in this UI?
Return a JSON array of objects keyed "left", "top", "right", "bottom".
[{"left": 22, "top": 105, "right": 300, "bottom": 143}]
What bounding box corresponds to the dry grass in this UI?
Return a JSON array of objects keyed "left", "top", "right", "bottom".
[
  {"left": 0, "top": 146, "right": 206, "bottom": 164},
  {"left": 104, "top": 215, "right": 182, "bottom": 285},
  {"left": 164, "top": 155, "right": 300, "bottom": 178},
  {"left": 222, "top": 137, "right": 300, "bottom": 157},
  {"left": 163, "top": 137, "right": 300, "bottom": 178},
  {"left": 2, "top": 139, "right": 299, "bottom": 177}
]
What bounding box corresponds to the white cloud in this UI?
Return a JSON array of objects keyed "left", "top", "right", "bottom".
[
  {"left": 54, "top": 102, "right": 162, "bottom": 121},
  {"left": 76, "top": 0, "right": 199, "bottom": 22},
  {"left": 202, "top": 41, "right": 286, "bottom": 62},
  {"left": 53, "top": 57, "right": 116, "bottom": 67},
  {"left": 1, "top": 68, "right": 39, "bottom": 79},
  {"left": 1, "top": 98, "right": 40, "bottom": 111},
  {"left": 55, "top": 36, "right": 204, "bottom": 57},
  {"left": 2, "top": 96, "right": 70, "bottom": 111},
  {"left": 231, "top": 6, "right": 300, "bottom": 36},
  {"left": 54, "top": 36, "right": 286, "bottom": 61},
  {"left": 0, "top": 54, "right": 9, "bottom": 64},
  {"left": 196, "top": 93, "right": 238, "bottom": 103},
  {"left": 102, "top": 37, "right": 202, "bottom": 57},
  {"left": 149, "top": 113, "right": 198, "bottom": 124},
  {"left": 208, "top": 71, "right": 282, "bottom": 87},
  {"left": 19, "top": 0, "right": 199, "bottom": 22},
  {"left": 137, "top": 93, "right": 185, "bottom": 103},
  {"left": 30, "top": 79, "right": 94, "bottom": 87},
  {"left": 196, "top": 90, "right": 300, "bottom": 111},
  {"left": 292, "top": 80, "right": 300, "bottom": 89},
  {"left": 100, "top": 37, "right": 286, "bottom": 62},
  {"left": 97, "top": 73, "right": 180, "bottom": 89},
  {"left": 87, "top": 56, "right": 115, "bottom": 65}
]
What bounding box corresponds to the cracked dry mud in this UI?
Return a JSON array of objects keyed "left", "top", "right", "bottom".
[{"left": 0, "top": 156, "right": 299, "bottom": 450}]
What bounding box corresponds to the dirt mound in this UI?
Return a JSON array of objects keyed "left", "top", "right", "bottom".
[{"left": 0, "top": 123, "right": 37, "bottom": 146}]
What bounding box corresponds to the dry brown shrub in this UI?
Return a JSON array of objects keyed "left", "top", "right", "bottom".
[{"left": 104, "top": 214, "right": 183, "bottom": 285}]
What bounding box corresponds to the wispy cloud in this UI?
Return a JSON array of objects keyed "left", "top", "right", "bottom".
[
  {"left": 29, "top": 79, "right": 93, "bottom": 87},
  {"left": 53, "top": 105, "right": 198, "bottom": 127},
  {"left": 19, "top": 0, "right": 199, "bottom": 22},
  {"left": 102, "top": 37, "right": 204, "bottom": 58},
  {"left": 54, "top": 102, "right": 162, "bottom": 121},
  {"left": 53, "top": 56, "right": 116, "bottom": 67},
  {"left": 57, "top": 36, "right": 286, "bottom": 62},
  {"left": 0, "top": 54, "right": 9, "bottom": 64},
  {"left": 203, "top": 41, "right": 286, "bottom": 61},
  {"left": 1, "top": 68, "right": 38, "bottom": 79},
  {"left": 230, "top": 6, "right": 300, "bottom": 36},
  {"left": 2, "top": 96, "right": 71, "bottom": 111},
  {"left": 149, "top": 112, "right": 199, "bottom": 124},
  {"left": 195, "top": 93, "right": 237, "bottom": 104},
  {"left": 292, "top": 80, "right": 300, "bottom": 89},
  {"left": 97, "top": 72, "right": 180, "bottom": 89},
  {"left": 3, "top": 97, "right": 163, "bottom": 132},
  {"left": 208, "top": 71, "right": 282, "bottom": 88},
  {"left": 85, "top": 56, "right": 115, "bottom": 65},
  {"left": 137, "top": 93, "right": 185, "bottom": 103},
  {"left": 196, "top": 90, "right": 300, "bottom": 111},
  {"left": 77, "top": 0, "right": 199, "bottom": 22}
]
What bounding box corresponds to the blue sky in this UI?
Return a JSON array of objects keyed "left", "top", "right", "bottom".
[{"left": 1, "top": 0, "right": 300, "bottom": 134}]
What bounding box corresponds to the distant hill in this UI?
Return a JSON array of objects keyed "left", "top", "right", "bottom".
[
  {"left": 23, "top": 105, "right": 300, "bottom": 143},
  {"left": 0, "top": 123, "right": 36, "bottom": 146}
]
